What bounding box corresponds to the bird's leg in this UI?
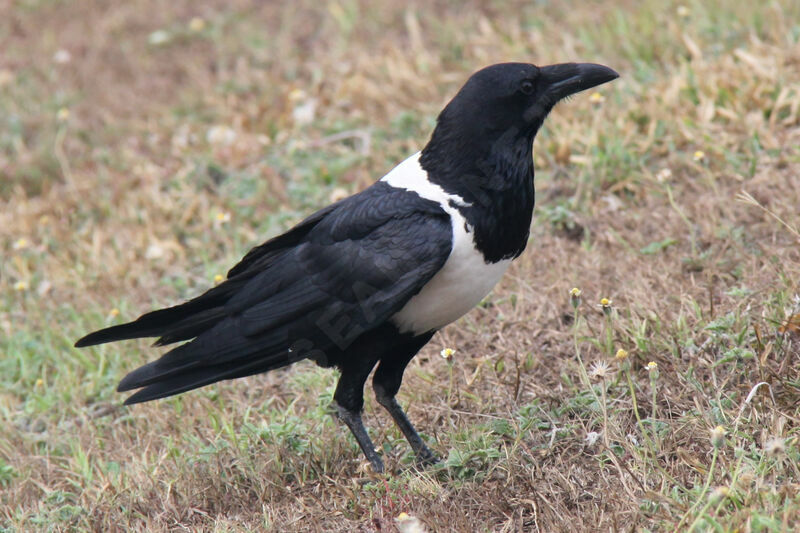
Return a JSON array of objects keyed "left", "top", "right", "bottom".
[
  {"left": 334, "top": 359, "right": 383, "bottom": 473},
  {"left": 372, "top": 342, "right": 439, "bottom": 466},
  {"left": 335, "top": 403, "right": 384, "bottom": 473},
  {"left": 373, "top": 384, "right": 438, "bottom": 465}
]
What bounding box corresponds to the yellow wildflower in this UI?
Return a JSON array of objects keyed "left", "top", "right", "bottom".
[
  {"left": 589, "top": 92, "right": 605, "bottom": 104},
  {"left": 188, "top": 17, "right": 206, "bottom": 32}
]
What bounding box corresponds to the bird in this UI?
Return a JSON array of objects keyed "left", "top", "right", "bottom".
[{"left": 76, "top": 62, "right": 619, "bottom": 473}]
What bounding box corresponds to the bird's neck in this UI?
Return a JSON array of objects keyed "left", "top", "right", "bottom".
[{"left": 420, "top": 135, "right": 535, "bottom": 262}]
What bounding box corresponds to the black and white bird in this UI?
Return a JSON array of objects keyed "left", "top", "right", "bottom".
[{"left": 76, "top": 62, "right": 618, "bottom": 473}]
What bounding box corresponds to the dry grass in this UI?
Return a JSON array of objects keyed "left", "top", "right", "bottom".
[{"left": 2, "top": 0, "right": 800, "bottom": 531}]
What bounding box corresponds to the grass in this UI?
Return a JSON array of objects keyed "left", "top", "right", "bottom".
[{"left": 2, "top": 0, "right": 800, "bottom": 530}]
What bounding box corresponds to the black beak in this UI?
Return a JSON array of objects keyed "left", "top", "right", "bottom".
[{"left": 540, "top": 62, "right": 619, "bottom": 101}]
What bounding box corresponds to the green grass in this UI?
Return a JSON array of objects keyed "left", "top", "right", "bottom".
[{"left": 2, "top": 0, "right": 800, "bottom": 531}]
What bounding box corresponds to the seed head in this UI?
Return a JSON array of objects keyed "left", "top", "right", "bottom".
[
  {"left": 656, "top": 168, "right": 672, "bottom": 182},
  {"left": 589, "top": 360, "right": 612, "bottom": 380},
  {"left": 710, "top": 425, "right": 726, "bottom": 448},
  {"left": 570, "top": 287, "right": 582, "bottom": 308},
  {"left": 585, "top": 431, "right": 601, "bottom": 446},
  {"left": 764, "top": 438, "right": 786, "bottom": 457},
  {"left": 709, "top": 486, "right": 729, "bottom": 503}
]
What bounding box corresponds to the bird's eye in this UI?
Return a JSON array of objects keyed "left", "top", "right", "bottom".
[{"left": 520, "top": 80, "right": 535, "bottom": 95}]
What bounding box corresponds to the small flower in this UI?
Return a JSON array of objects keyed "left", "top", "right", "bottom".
[
  {"left": 615, "top": 348, "right": 629, "bottom": 361},
  {"left": 0, "top": 69, "right": 13, "bottom": 88},
  {"left": 213, "top": 274, "right": 224, "bottom": 284},
  {"left": 655, "top": 168, "right": 672, "bottom": 182},
  {"left": 570, "top": 287, "right": 582, "bottom": 308},
  {"left": 215, "top": 212, "right": 231, "bottom": 223},
  {"left": 188, "top": 17, "right": 206, "bottom": 32},
  {"left": 288, "top": 88, "right": 307, "bottom": 102},
  {"left": 440, "top": 347, "right": 455, "bottom": 361},
  {"left": 585, "top": 431, "right": 601, "bottom": 446},
  {"left": 395, "top": 512, "right": 427, "bottom": 533},
  {"left": 646, "top": 361, "right": 658, "bottom": 371},
  {"left": 109, "top": 308, "right": 120, "bottom": 317},
  {"left": 145, "top": 243, "right": 164, "bottom": 260},
  {"left": 12, "top": 237, "right": 29, "bottom": 250},
  {"left": 589, "top": 92, "right": 606, "bottom": 104},
  {"left": 589, "top": 360, "right": 612, "bottom": 380},
  {"left": 677, "top": 5, "right": 690, "bottom": 17},
  {"left": 148, "top": 29, "right": 171, "bottom": 46},
  {"left": 35, "top": 378, "right": 44, "bottom": 387},
  {"left": 709, "top": 486, "right": 729, "bottom": 503},
  {"left": 57, "top": 108, "right": 70, "bottom": 122},
  {"left": 764, "top": 438, "right": 786, "bottom": 456},
  {"left": 14, "top": 280, "right": 29, "bottom": 291},
  {"left": 600, "top": 297, "right": 613, "bottom": 316},
  {"left": 53, "top": 49, "right": 72, "bottom": 64},
  {"left": 693, "top": 150, "right": 705, "bottom": 162},
  {"left": 711, "top": 425, "right": 726, "bottom": 448},
  {"left": 206, "top": 125, "right": 237, "bottom": 146}
]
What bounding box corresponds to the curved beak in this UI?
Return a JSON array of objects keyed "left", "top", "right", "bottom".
[{"left": 540, "top": 62, "right": 619, "bottom": 101}]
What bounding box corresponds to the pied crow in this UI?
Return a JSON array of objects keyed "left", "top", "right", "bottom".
[{"left": 76, "top": 62, "right": 619, "bottom": 473}]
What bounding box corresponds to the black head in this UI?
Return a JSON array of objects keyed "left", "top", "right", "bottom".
[
  {"left": 424, "top": 62, "right": 619, "bottom": 161},
  {"left": 419, "top": 62, "right": 618, "bottom": 261}
]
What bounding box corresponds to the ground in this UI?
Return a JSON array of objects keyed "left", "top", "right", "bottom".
[{"left": 1, "top": 0, "right": 800, "bottom": 531}]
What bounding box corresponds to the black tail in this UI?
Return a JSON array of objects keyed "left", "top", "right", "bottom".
[
  {"left": 120, "top": 356, "right": 291, "bottom": 404},
  {"left": 116, "top": 322, "right": 294, "bottom": 404},
  {"left": 74, "top": 278, "right": 247, "bottom": 348}
]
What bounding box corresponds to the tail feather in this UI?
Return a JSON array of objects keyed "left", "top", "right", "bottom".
[
  {"left": 117, "top": 323, "right": 289, "bottom": 393},
  {"left": 153, "top": 307, "right": 229, "bottom": 346},
  {"left": 74, "top": 279, "right": 245, "bottom": 347},
  {"left": 122, "top": 353, "right": 292, "bottom": 404}
]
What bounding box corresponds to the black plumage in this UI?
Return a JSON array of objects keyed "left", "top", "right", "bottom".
[{"left": 76, "top": 62, "right": 619, "bottom": 472}]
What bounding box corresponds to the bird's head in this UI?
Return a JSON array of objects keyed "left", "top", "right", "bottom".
[
  {"left": 446, "top": 61, "right": 618, "bottom": 138},
  {"left": 421, "top": 62, "right": 619, "bottom": 182}
]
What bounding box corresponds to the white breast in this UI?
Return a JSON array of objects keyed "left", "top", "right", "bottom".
[{"left": 381, "top": 153, "right": 512, "bottom": 335}]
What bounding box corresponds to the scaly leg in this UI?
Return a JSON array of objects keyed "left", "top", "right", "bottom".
[
  {"left": 372, "top": 332, "right": 438, "bottom": 466},
  {"left": 336, "top": 403, "right": 384, "bottom": 473},
  {"left": 333, "top": 356, "right": 383, "bottom": 472}
]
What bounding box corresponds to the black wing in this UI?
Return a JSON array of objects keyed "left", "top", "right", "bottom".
[{"left": 77, "top": 182, "right": 452, "bottom": 404}]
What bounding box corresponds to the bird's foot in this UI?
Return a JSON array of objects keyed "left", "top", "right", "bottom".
[{"left": 336, "top": 403, "right": 385, "bottom": 474}]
